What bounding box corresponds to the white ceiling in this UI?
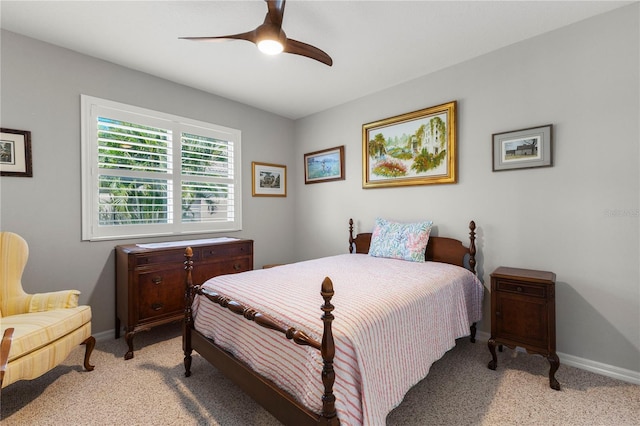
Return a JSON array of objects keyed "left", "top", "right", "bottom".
[{"left": 0, "top": 1, "right": 633, "bottom": 119}]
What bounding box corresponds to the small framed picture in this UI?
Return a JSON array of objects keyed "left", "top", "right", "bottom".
[
  {"left": 492, "top": 124, "right": 553, "bottom": 171},
  {"left": 1, "top": 128, "right": 32, "bottom": 177},
  {"left": 252, "top": 162, "right": 286, "bottom": 197},
  {"left": 304, "top": 145, "right": 345, "bottom": 184}
]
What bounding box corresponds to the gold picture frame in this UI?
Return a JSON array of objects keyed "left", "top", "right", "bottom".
[
  {"left": 362, "top": 101, "right": 456, "bottom": 188},
  {"left": 252, "top": 161, "right": 287, "bottom": 197}
]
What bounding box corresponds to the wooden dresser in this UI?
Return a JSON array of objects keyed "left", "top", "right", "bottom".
[
  {"left": 487, "top": 266, "right": 559, "bottom": 390},
  {"left": 115, "top": 238, "right": 253, "bottom": 359}
]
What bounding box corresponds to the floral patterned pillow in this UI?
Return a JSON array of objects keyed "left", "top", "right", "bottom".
[{"left": 368, "top": 218, "right": 433, "bottom": 262}]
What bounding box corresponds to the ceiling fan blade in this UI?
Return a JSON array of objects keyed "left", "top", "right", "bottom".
[
  {"left": 266, "top": 0, "right": 286, "bottom": 27},
  {"left": 284, "top": 39, "right": 333, "bottom": 66},
  {"left": 179, "top": 30, "right": 257, "bottom": 44}
]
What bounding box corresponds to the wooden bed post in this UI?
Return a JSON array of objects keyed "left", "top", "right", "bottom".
[
  {"left": 468, "top": 221, "right": 478, "bottom": 343},
  {"left": 468, "top": 221, "right": 477, "bottom": 275},
  {"left": 320, "top": 277, "right": 339, "bottom": 425},
  {"left": 348, "top": 218, "right": 355, "bottom": 254},
  {"left": 183, "top": 246, "right": 194, "bottom": 377}
]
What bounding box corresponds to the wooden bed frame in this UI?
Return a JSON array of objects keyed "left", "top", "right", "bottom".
[{"left": 183, "top": 219, "right": 477, "bottom": 426}]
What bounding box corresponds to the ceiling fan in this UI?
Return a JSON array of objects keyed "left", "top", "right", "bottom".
[{"left": 179, "top": 0, "right": 333, "bottom": 66}]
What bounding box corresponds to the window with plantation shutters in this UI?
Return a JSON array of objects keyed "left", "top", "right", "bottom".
[{"left": 81, "top": 95, "right": 242, "bottom": 241}]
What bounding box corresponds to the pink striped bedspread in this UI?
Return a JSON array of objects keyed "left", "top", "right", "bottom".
[{"left": 193, "top": 253, "right": 484, "bottom": 425}]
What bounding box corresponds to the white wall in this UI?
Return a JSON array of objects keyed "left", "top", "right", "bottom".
[
  {"left": 293, "top": 5, "right": 640, "bottom": 374},
  {"left": 0, "top": 30, "right": 297, "bottom": 334}
]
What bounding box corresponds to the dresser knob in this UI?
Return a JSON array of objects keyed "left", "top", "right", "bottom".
[
  {"left": 152, "top": 276, "right": 162, "bottom": 285},
  {"left": 233, "top": 263, "right": 242, "bottom": 271},
  {"left": 151, "top": 303, "right": 164, "bottom": 311},
  {"left": 517, "top": 286, "right": 523, "bottom": 292}
]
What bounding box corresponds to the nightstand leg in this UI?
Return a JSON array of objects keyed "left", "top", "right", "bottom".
[
  {"left": 548, "top": 352, "right": 561, "bottom": 390},
  {"left": 487, "top": 338, "right": 498, "bottom": 370}
]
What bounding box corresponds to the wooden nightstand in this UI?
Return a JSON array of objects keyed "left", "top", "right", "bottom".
[{"left": 487, "top": 266, "right": 560, "bottom": 390}]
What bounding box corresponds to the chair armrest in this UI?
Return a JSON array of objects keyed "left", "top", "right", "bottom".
[
  {"left": 1, "top": 328, "right": 14, "bottom": 387},
  {"left": 28, "top": 290, "right": 80, "bottom": 312}
]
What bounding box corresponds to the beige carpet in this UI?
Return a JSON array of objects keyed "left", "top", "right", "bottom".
[{"left": 2, "top": 323, "right": 639, "bottom": 425}]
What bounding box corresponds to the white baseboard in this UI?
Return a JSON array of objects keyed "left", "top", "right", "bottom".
[
  {"left": 558, "top": 352, "right": 640, "bottom": 385},
  {"left": 474, "top": 330, "right": 640, "bottom": 385},
  {"left": 94, "top": 328, "right": 116, "bottom": 342}
]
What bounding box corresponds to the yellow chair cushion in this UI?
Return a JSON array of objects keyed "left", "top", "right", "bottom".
[
  {"left": 1, "top": 306, "right": 91, "bottom": 363},
  {"left": 1, "top": 323, "right": 92, "bottom": 388}
]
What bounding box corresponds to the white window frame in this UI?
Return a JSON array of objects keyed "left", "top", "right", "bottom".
[{"left": 81, "top": 95, "right": 242, "bottom": 241}]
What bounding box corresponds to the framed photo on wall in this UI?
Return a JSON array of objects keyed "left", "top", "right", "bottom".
[
  {"left": 0, "top": 128, "right": 32, "bottom": 177},
  {"left": 304, "top": 145, "right": 345, "bottom": 184},
  {"left": 362, "top": 101, "right": 457, "bottom": 188},
  {"left": 252, "top": 161, "right": 286, "bottom": 197},
  {"left": 492, "top": 124, "right": 553, "bottom": 171}
]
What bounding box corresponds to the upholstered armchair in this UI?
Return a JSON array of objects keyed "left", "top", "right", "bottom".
[{"left": 0, "top": 232, "right": 95, "bottom": 389}]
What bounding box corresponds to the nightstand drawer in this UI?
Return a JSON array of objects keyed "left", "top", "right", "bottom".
[{"left": 496, "top": 280, "right": 546, "bottom": 298}]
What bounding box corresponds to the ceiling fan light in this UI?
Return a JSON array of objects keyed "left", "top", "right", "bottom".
[{"left": 257, "top": 39, "right": 284, "bottom": 55}]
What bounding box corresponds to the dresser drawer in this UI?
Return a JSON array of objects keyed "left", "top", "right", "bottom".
[
  {"left": 137, "top": 269, "right": 184, "bottom": 321},
  {"left": 496, "top": 279, "right": 546, "bottom": 298},
  {"left": 192, "top": 256, "right": 252, "bottom": 284},
  {"left": 201, "top": 241, "right": 253, "bottom": 259},
  {"left": 133, "top": 249, "right": 200, "bottom": 267}
]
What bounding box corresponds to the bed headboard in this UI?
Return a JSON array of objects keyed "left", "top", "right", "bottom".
[{"left": 348, "top": 218, "right": 477, "bottom": 274}]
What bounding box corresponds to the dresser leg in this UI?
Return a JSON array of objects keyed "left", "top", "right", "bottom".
[
  {"left": 487, "top": 338, "right": 498, "bottom": 370},
  {"left": 124, "top": 331, "right": 135, "bottom": 360},
  {"left": 548, "top": 352, "right": 561, "bottom": 390},
  {"left": 115, "top": 317, "right": 121, "bottom": 339}
]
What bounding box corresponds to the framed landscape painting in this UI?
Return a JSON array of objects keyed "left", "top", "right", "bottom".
[
  {"left": 362, "top": 101, "right": 457, "bottom": 188},
  {"left": 492, "top": 124, "right": 553, "bottom": 171},
  {"left": 304, "top": 145, "right": 345, "bottom": 184},
  {"left": 252, "top": 162, "right": 286, "bottom": 197}
]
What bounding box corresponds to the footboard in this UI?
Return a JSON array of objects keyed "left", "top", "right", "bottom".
[{"left": 183, "top": 247, "right": 339, "bottom": 425}]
